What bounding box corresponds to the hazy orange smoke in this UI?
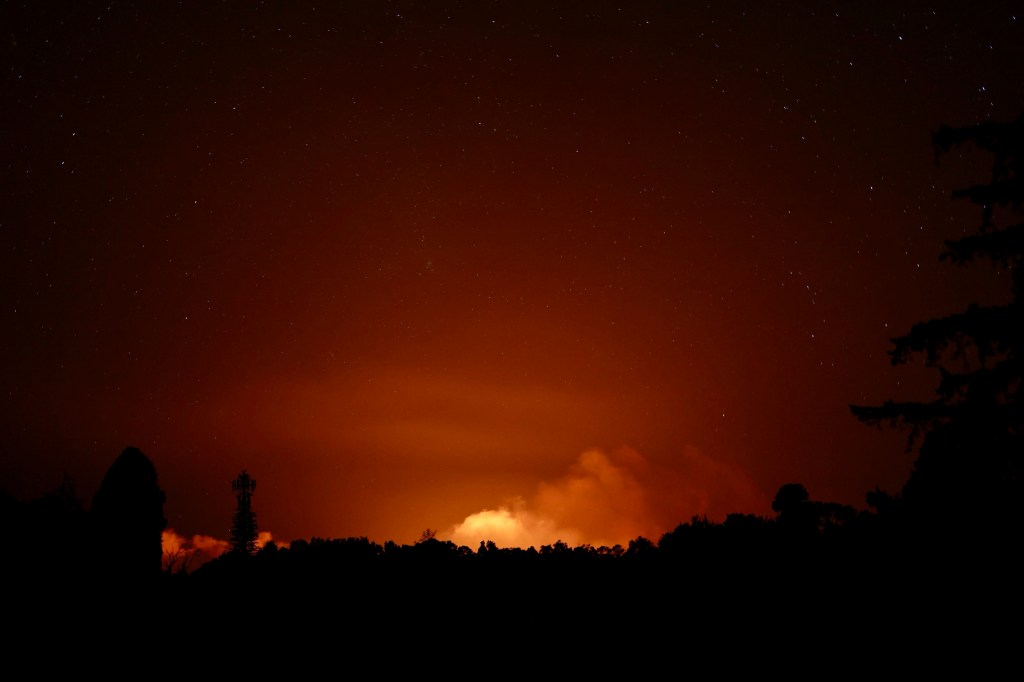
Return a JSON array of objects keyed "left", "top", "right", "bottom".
[
  {"left": 161, "top": 529, "right": 287, "bottom": 570},
  {"left": 446, "top": 445, "right": 761, "bottom": 549}
]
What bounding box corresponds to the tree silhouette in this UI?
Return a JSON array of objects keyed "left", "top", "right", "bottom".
[
  {"left": 229, "top": 470, "right": 258, "bottom": 556},
  {"left": 851, "top": 113, "right": 1024, "bottom": 547},
  {"left": 163, "top": 537, "right": 198, "bottom": 575},
  {"left": 771, "top": 482, "right": 810, "bottom": 517},
  {"left": 91, "top": 446, "right": 167, "bottom": 578},
  {"left": 771, "top": 482, "right": 819, "bottom": 548}
]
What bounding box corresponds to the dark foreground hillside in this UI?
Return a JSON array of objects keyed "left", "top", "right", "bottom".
[{"left": 9, "top": 531, "right": 1019, "bottom": 677}]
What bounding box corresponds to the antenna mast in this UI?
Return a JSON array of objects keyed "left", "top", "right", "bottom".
[{"left": 230, "top": 470, "right": 258, "bottom": 556}]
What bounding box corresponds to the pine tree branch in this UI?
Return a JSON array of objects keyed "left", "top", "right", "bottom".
[
  {"left": 889, "top": 303, "right": 1015, "bottom": 366},
  {"left": 942, "top": 221, "right": 1024, "bottom": 266}
]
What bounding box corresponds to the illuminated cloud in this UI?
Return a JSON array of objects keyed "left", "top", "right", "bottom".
[
  {"left": 447, "top": 498, "right": 567, "bottom": 548},
  {"left": 161, "top": 529, "right": 228, "bottom": 571},
  {"left": 446, "top": 446, "right": 761, "bottom": 549},
  {"left": 257, "top": 531, "right": 287, "bottom": 549},
  {"left": 161, "top": 529, "right": 289, "bottom": 570}
]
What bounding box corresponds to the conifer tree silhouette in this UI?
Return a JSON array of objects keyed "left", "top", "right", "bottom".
[
  {"left": 229, "top": 470, "right": 258, "bottom": 556},
  {"left": 851, "top": 113, "right": 1023, "bottom": 541},
  {"left": 91, "top": 446, "right": 167, "bottom": 577}
]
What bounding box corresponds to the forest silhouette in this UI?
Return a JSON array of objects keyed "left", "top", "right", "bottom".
[{"left": 2, "top": 115, "right": 1022, "bottom": 659}]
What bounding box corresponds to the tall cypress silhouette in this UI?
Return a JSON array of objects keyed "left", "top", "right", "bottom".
[{"left": 91, "top": 446, "right": 167, "bottom": 578}]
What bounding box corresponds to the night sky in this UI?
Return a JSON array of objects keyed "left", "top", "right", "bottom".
[{"left": 3, "top": 2, "right": 1023, "bottom": 551}]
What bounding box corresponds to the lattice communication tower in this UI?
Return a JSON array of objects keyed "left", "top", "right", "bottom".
[{"left": 230, "top": 470, "right": 258, "bottom": 556}]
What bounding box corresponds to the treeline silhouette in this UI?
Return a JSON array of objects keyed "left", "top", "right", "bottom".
[
  {"left": 2, "top": 115, "right": 1022, "bottom": 660},
  {"left": 0, "top": 460, "right": 913, "bottom": 584},
  {"left": 2, "top": 446, "right": 166, "bottom": 588}
]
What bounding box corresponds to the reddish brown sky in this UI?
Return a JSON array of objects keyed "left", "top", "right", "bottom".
[{"left": 3, "top": 2, "right": 1023, "bottom": 549}]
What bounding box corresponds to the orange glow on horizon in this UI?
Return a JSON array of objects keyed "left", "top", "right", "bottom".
[
  {"left": 446, "top": 446, "right": 762, "bottom": 549},
  {"left": 4, "top": 3, "right": 1020, "bottom": 549},
  {"left": 161, "top": 529, "right": 288, "bottom": 570}
]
